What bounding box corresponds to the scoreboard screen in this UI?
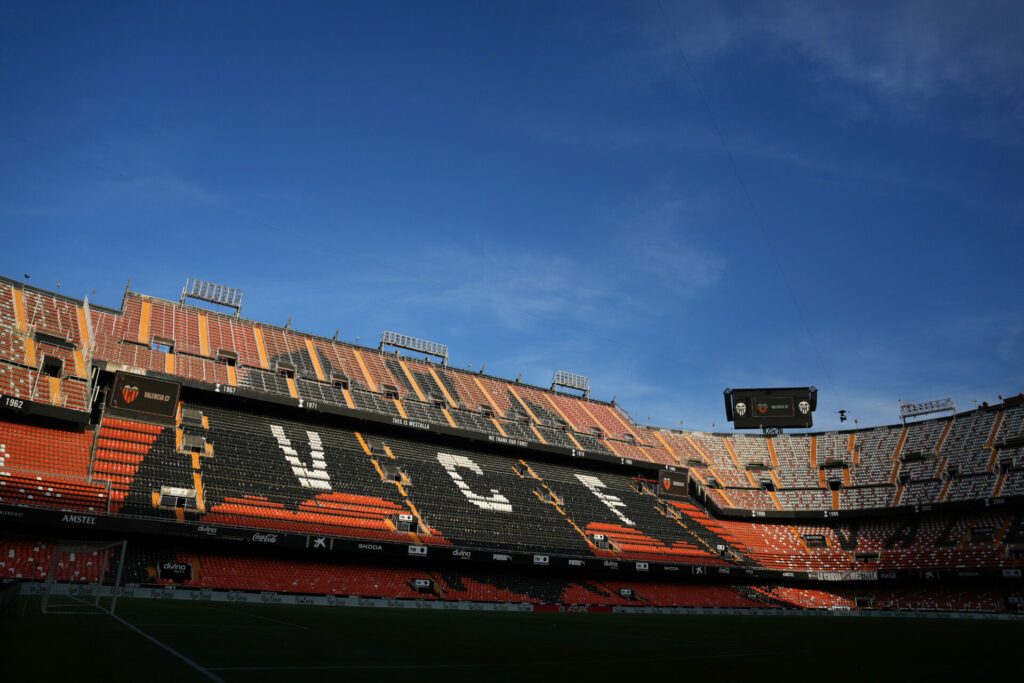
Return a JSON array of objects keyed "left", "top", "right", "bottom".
[
  {"left": 724, "top": 387, "right": 817, "bottom": 429},
  {"left": 659, "top": 469, "right": 689, "bottom": 499}
]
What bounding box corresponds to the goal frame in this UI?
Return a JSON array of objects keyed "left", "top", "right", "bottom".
[{"left": 40, "top": 539, "right": 127, "bottom": 616}]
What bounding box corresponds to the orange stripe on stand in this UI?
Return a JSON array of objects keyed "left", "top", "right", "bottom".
[
  {"left": 253, "top": 327, "right": 270, "bottom": 369},
  {"left": 684, "top": 435, "right": 711, "bottom": 466},
  {"left": 490, "top": 418, "right": 507, "bottom": 437},
  {"left": 508, "top": 386, "right": 540, "bottom": 424},
  {"left": 137, "top": 300, "right": 152, "bottom": 344},
  {"left": 566, "top": 431, "right": 585, "bottom": 451},
  {"left": 607, "top": 405, "right": 647, "bottom": 445},
  {"left": 286, "top": 376, "right": 298, "bottom": 399},
  {"left": 341, "top": 387, "right": 355, "bottom": 409},
  {"left": 766, "top": 439, "right": 780, "bottom": 468},
  {"left": 165, "top": 352, "right": 175, "bottom": 375},
  {"left": 398, "top": 360, "right": 426, "bottom": 402},
  {"left": 48, "top": 376, "right": 62, "bottom": 406},
  {"left": 652, "top": 431, "right": 682, "bottom": 465},
  {"left": 73, "top": 350, "right": 86, "bottom": 378},
  {"left": 892, "top": 428, "right": 908, "bottom": 461},
  {"left": 428, "top": 367, "right": 458, "bottom": 407},
  {"left": 581, "top": 401, "right": 610, "bottom": 438},
  {"left": 226, "top": 364, "right": 237, "bottom": 387},
  {"left": 473, "top": 377, "right": 505, "bottom": 418},
  {"left": 354, "top": 432, "right": 372, "bottom": 455},
  {"left": 993, "top": 472, "right": 1007, "bottom": 497},
  {"left": 306, "top": 338, "right": 326, "bottom": 381},
  {"left": 12, "top": 288, "right": 27, "bottom": 332},
  {"left": 935, "top": 420, "right": 953, "bottom": 456},
  {"left": 441, "top": 408, "right": 458, "bottom": 428},
  {"left": 543, "top": 394, "right": 575, "bottom": 430},
  {"left": 723, "top": 438, "right": 742, "bottom": 468},
  {"left": 193, "top": 472, "right": 206, "bottom": 513},
  {"left": 352, "top": 350, "right": 378, "bottom": 393},
  {"left": 23, "top": 337, "right": 36, "bottom": 366},
  {"left": 76, "top": 307, "right": 91, "bottom": 351},
  {"left": 530, "top": 424, "right": 548, "bottom": 445},
  {"left": 198, "top": 314, "right": 210, "bottom": 356},
  {"left": 986, "top": 411, "right": 1005, "bottom": 448},
  {"left": 394, "top": 399, "right": 408, "bottom": 419},
  {"left": 602, "top": 439, "right": 623, "bottom": 458},
  {"left": 987, "top": 450, "right": 1000, "bottom": 473}
]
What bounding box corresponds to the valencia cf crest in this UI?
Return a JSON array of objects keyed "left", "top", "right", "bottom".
[
  {"left": 662, "top": 477, "right": 672, "bottom": 491},
  {"left": 122, "top": 385, "right": 139, "bottom": 404},
  {"left": 756, "top": 402, "right": 768, "bottom": 415}
]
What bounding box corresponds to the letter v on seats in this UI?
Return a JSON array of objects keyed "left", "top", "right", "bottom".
[{"left": 270, "top": 425, "right": 331, "bottom": 490}]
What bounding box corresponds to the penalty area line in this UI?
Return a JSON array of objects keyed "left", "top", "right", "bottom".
[
  {"left": 105, "top": 610, "right": 226, "bottom": 683},
  {"left": 201, "top": 604, "right": 309, "bottom": 629},
  {"left": 209, "top": 649, "right": 814, "bottom": 671}
]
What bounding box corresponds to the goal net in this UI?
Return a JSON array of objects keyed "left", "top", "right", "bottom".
[{"left": 40, "top": 540, "right": 127, "bottom": 615}]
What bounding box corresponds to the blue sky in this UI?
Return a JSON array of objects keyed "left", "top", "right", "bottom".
[{"left": 2, "top": 1, "right": 1022, "bottom": 432}]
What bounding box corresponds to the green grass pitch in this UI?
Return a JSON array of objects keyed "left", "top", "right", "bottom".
[{"left": 3, "top": 596, "right": 1022, "bottom": 682}]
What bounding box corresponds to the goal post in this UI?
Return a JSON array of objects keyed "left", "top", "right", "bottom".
[{"left": 40, "top": 540, "right": 127, "bottom": 616}]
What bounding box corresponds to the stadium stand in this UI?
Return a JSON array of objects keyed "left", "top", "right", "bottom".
[{"left": 2, "top": 277, "right": 1024, "bottom": 613}]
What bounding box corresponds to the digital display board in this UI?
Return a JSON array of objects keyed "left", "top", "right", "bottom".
[
  {"left": 724, "top": 387, "right": 816, "bottom": 429},
  {"left": 108, "top": 372, "right": 180, "bottom": 422},
  {"left": 659, "top": 469, "right": 690, "bottom": 499}
]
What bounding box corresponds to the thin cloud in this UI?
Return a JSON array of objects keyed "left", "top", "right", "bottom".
[
  {"left": 641, "top": 2, "right": 1024, "bottom": 140},
  {"left": 620, "top": 201, "right": 726, "bottom": 295}
]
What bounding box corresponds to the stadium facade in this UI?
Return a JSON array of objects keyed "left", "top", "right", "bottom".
[{"left": 2, "top": 274, "right": 1022, "bottom": 613}]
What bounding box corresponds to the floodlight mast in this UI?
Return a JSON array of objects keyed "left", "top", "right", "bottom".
[
  {"left": 379, "top": 330, "right": 449, "bottom": 366},
  {"left": 552, "top": 370, "right": 590, "bottom": 398},
  {"left": 899, "top": 398, "right": 956, "bottom": 425},
  {"left": 180, "top": 277, "right": 243, "bottom": 317}
]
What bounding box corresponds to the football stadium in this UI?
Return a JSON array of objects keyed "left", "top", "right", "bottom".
[
  {"left": 3, "top": 2, "right": 1024, "bottom": 680},
  {"left": 1, "top": 276, "right": 1023, "bottom": 679}
]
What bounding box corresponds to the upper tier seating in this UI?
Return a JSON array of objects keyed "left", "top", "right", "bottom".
[{"left": 4, "top": 281, "right": 1024, "bottom": 513}]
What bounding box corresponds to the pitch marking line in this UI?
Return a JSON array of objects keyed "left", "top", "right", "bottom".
[
  {"left": 105, "top": 611, "right": 226, "bottom": 683},
  {"left": 203, "top": 605, "right": 310, "bottom": 629},
  {"left": 209, "top": 649, "right": 813, "bottom": 671},
  {"left": 132, "top": 623, "right": 300, "bottom": 629}
]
